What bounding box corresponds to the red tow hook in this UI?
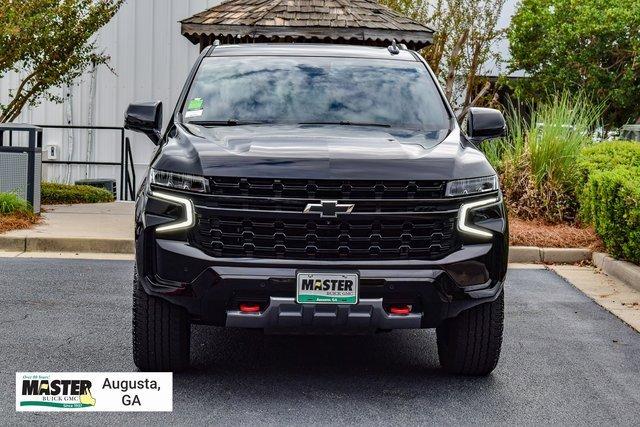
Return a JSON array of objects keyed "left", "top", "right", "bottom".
[
  {"left": 389, "top": 305, "right": 412, "bottom": 316},
  {"left": 239, "top": 303, "right": 261, "bottom": 313}
]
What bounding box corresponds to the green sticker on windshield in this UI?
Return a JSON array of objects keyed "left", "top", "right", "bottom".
[{"left": 188, "top": 97, "right": 204, "bottom": 111}]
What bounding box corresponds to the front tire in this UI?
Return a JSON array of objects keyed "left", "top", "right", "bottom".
[
  {"left": 436, "top": 291, "right": 504, "bottom": 376},
  {"left": 132, "top": 270, "right": 191, "bottom": 372}
]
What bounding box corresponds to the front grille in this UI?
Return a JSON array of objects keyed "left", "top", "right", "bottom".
[
  {"left": 182, "top": 177, "right": 468, "bottom": 260},
  {"left": 191, "top": 212, "right": 459, "bottom": 260},
  {"left": 209, "top": 177, "right": 446, "bottom": 199}
]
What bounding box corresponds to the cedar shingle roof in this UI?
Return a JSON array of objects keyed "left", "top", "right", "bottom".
[{"left": 181, "top": 0, "right": 434, "bottom": 50}]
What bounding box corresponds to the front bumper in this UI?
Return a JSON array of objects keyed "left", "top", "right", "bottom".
[
  {"left": 136, "top": 236, "right": 507, "bottom": 330},
  {"left": 226, "top": 297, "right": 423, "bottom": 331}
]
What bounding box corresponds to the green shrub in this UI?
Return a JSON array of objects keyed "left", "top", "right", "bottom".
[
  {"left": 41, "top": 182, "right": 115, "bottom": 205},
  {"left": 0, "top": 193, "right": 32, "bottom": 215},
  {"left": 578, "top": 141, "right": 640, "bottom": 222},
  {"left": 578, "top": 141, "right": 640, "bottom": 263},
  {"left": 581, "top": 167, "right": 640, "bottom": 263},
  {"left": 577, "top": 141, "right": 640, "bottom": 182}
]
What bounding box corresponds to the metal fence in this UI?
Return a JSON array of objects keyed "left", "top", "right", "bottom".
[{"left": 0, "top": 124, "right": 137, "bottom": 201}]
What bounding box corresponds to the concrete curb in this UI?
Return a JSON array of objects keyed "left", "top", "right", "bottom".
[
  {"left": 592, "top": 252, "right": 640, "bottom": 293},
  {"left": 0, "top": 236, "right": 27, "bottom": 252},
  {"left": 542, "top": 248, "right": 592, "bottom": 264},
  {"left": 508, "top": 246, "right": 542, "bottom": 263},
  {"left": 0, "top": 236, "right": 134, "bottom": 254},
  {"left": 508, "top": 246, "right": 592, "bottom": 264}
]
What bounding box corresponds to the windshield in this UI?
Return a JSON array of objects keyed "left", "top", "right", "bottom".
[{"left": 182, "top": 56, "right": 451, "bottom": 132}]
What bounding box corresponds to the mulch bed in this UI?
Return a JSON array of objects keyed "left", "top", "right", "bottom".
[
  {"left": 0, "top": 212, "right": 40, "bottom": 234},
  {"left": 509, "top": 217, "right": 604, "bottom": 250}
]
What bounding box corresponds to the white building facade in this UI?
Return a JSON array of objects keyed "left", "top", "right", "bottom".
[{"left": 0, "top": 0, "right": 222, "bottom": 197}]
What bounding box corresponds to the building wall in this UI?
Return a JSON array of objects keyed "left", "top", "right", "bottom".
[{"left": 0, "top": 0, "right": 221, "bottom": 196}]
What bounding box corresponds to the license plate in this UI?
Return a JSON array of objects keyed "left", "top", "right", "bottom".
[{"left": 296, "top": 272, "right": 359, "bottom": 305}]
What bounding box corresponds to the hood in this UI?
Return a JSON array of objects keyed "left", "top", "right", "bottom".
[{"left": 151, "top": 124, "right": 496, "bottom": 181}]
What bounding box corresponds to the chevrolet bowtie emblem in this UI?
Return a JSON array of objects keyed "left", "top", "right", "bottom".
[{"left": 304, "top": 201, "right": 355, "bottom": 218}]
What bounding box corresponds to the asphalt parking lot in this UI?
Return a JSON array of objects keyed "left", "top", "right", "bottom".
[{"left": 1, "top": 258, "right": 640, "bottom": 425}]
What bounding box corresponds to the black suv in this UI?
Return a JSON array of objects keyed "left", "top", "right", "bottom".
[{"left": 126, "top": 44, "right": 508, "bottom": 375}]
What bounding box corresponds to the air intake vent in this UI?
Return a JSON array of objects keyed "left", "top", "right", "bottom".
[{"left": 209, "top": 177, "right": 446, "bottom": 200}]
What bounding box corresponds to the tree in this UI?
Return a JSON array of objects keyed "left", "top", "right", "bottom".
[
  {"left": 380, "top": 0, "right": 507, "bottom": 119},
  {"left": 508, "top": 0, "right": 640, "bottom": 126},
  {"left": 0, "top": 0, "right": 123, "bottom": 123}
]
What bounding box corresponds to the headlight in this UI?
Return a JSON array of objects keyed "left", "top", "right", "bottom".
[
  {"left": 445, "top": 176, "right": 498, "bottom": 197},
  {"left": 150, "top": 169, "right": 209, "bottom": 193}
]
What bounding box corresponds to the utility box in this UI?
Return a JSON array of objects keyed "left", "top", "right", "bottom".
[{"left": 0, "top": 124, "right": 43, "bottom": 214}]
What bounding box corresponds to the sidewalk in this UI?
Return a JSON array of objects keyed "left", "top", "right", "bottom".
[{"left": 0, "top": 202, "right": 134, "bottom": 254}]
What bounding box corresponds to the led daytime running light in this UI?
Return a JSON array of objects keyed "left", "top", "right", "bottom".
[
  {"left": 151, "top": 191, "right": 195, "bottom": 233},
  {"left": 458, "top": 197, "right": 500, "bottom": 238}
]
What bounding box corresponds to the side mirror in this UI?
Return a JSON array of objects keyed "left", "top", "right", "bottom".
[
  {"left": 124, "top": 101, "right": 163, "bottom": 145},
  {"left": 466, "top": 107, "right": 506, "bottom": 143}
]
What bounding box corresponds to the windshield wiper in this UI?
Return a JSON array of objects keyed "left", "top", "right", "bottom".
[
  {"left": 188, "top": 119, "right": 394, "bottom": 128},
  {"left": 299, "top": 121, "right": 392, "bottom": 128},
  {"left": 186, "top": 119, "right": 268, "bottom": 126}
]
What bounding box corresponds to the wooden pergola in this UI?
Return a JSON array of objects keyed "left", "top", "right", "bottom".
[{"left": 181, "top": 0, "right": 434, "bottom": 51}]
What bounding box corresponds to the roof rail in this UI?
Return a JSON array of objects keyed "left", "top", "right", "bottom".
[{"left": 388, "top": 39, "right": 400, "bottom": 55}]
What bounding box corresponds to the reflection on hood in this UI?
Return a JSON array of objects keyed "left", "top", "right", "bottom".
[{"left": 184, "top": 123, "right": 450, "bottom": 160}]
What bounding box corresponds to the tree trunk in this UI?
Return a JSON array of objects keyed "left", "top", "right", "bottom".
[{"left": 458, "top": 81, "right": 492, "bottom": 121}]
